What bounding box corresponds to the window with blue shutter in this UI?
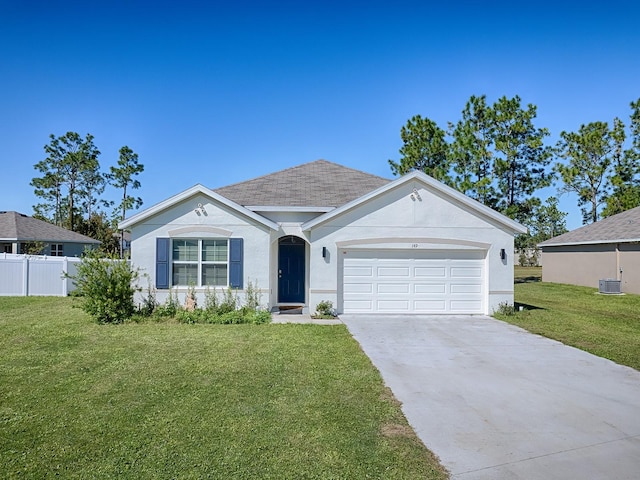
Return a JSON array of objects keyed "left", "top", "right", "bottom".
[
  {"left": 229, "top": 238, "right": 243, "bottom": 289},
  {"left": 156, "top": 238, "right": 170, "bottom": 289},
  {"left": 160, "top": 237, "right": 242, "bottom": 288}
]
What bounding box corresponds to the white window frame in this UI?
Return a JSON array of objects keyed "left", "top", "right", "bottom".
[
  {"left": 171, "top": 238, "right": 229, "bottom": 287},
  {"left": 51, "top": 244, "right": 63, "bottom": 256}
]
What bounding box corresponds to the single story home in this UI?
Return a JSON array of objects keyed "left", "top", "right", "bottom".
[
  {"left": 539, "top": 205, "right": 640, "bottom": 294},
  {"left": 120, "top": 160, "right": 526, "bottom": 315},
  {"left": 0, "top": 211, "right": 100, "bottom": 257}
]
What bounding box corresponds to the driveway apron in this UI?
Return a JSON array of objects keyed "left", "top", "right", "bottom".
[{"left": 342, "top": 314, "right": 640, "bottom": 480}]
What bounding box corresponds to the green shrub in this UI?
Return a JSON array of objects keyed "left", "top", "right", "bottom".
[
  {"left": 154, "top": 290, "right": 180, "bottom": 317},
  {"left": 219, "top": 286, "right": 238, "bottom": 314},
  {"left": 70, "top": 250, "right": 140, "bottom": 324},
  {"left": 139, "top": 280, "right": 158, "bottom": 316},
  {"left": 204, "top": 286, "right": 219, "bottom": 311},
  {"left": 176, "top": 308, "right": 207, "bottom": 324},
  {"left": 139, "top": 282, "right": 271, "bottom": 325},
  {"left": 496, "top": 301, "right": 516, "bottom": 316},
  {"left": 314, "top": 300, "right": 336, "bottom": 318},
  {"left": 218, "top": 309, "right": 245, "bottom": 324},
  {"left": 247, "top": 309, "right": 272, "bottom": 325},
  {"left": 174, "top": 306, "right": 272, "bottom": 325},
  {"left": 244, "top": 279, "right": 261, "bottom": 310},
  {"left": 518, "top": 251, "right": 528, "bottom": 267}
]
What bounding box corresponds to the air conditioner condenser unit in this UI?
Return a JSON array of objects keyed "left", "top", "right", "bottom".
[{"left": 599, "top": 279, "right": 622, "bottom": 294}]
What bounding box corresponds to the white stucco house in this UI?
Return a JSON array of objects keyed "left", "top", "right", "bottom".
[{"left": 120, "top": 160, "right": 526, "bottom": 315}]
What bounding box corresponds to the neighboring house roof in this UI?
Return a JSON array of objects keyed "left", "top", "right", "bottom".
[
  {"left": 539, "top": 205, "right": 640, "bottom": 247},
  {"left": 0, "top": 211, "right": 100, "bottom": 244},
  {"left": 214, "top": 159, "right": 391, "bottom": 208},
  {"left": 302, "top": 170, "right": 528, "bottom": 234}
]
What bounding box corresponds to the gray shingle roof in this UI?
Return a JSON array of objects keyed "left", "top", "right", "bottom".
[
  {"left": 539, "top": 205, "right": 640, "bottom": 246},
  {"left": 0, "top": 211, "right": 100, "bottom": 244},
  {"left": 214, "top": 159, "right": 391, "bottom": 208}
]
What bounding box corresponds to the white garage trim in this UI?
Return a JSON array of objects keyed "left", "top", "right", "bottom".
[
  {"left": 336, "top": 237, "right": 491, "bottom": 250},
  {"left": 342, "top": 249, "right": 486, "bottom": 314}
]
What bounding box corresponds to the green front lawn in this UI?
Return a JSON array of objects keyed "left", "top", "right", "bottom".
[
  {"left": 495, "top": 269, "right": 640, "bottom": 371},
  {"left": 0, "top": 297, "right": 447, "bottom": 479},
  {"left": 514, "top": 265, "right": 541, "bottom": 283}
]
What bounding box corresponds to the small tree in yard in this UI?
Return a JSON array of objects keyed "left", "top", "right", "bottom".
[{"left": 71, "top": 250, "right": 139, "bottom": 324}]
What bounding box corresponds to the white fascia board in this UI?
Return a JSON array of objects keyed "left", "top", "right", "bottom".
[
  {"left": 246, "top": 205, "right": 335, "bottom": 213},
  {"left": 302, "top": 171, "right": 528, "bottom": 234},
  {"left": 119, "top": 184, "right": 279, "bottom": 231},
  {"left": 539, "top": 238, "right": 640, "bottom": 248}
]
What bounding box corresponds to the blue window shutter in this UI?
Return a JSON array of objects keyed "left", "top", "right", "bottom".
[
  {"left": 229, "top": 238, "right": 243, "bottom": 289},
  {"left": 156, "top": 238, "right": 170, "bottom": 289}
]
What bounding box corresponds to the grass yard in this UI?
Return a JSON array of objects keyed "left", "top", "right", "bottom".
[
  {"left": 514, "top": 265, "right": 541, "bottom": 283},
  {"left": 495, "top": 267, "right": 640, "bottom": 371},
  {"left": 0, "top": 297, "right": 447, "bottom": 479}
]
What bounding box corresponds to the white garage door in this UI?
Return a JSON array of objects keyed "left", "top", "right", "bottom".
[{"left": 343, "top": 250, "right": 485, "bottom": 314}]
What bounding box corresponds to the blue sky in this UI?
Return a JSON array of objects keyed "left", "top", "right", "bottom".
[{"left": 1, "top": 1, "right": 639, "bottom": 231}]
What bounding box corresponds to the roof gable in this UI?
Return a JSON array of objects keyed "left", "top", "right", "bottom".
[
  {"left": 214, "top": 159, "right": 390, "bottom": 208},
  {"left": 0, "top": 211, "right": 100, "bottom": 244},
  {"left": 119, "top": 161, "right": 527, "bottom": 235},
  {"left": 302, "top": 171, "right": 527, "bottom": 234},
  {"left": 540, "top": 205, "right": 640, "bottom": 247},
  {"left": 119, "top": 184, "right": 279, "bottom": 230}
]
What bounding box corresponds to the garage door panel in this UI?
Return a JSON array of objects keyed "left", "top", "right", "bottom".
[
  {"left": 451, "top": 284, "right": 482, "bottom": 294},
  {"left": 344, "top": 283, "right": 373, "bottom": 293},
  {"left": 450, "top": 300, "right": 483, "bottom": 311},
  {"left": 451, "top": 266, "right": 482, "bottom": 278},
  {"left": 415, "top": 267, "right": 446, "bottom": 277},
  {"left": 344, "top": 299, "right": 373, "bottom": 311},
  {"left": 378, "top": 267, "right": 410, "bottom": 277},
  {"left": 343, "top": 250, "right": 485, "bottom": 314},
  {"left": 377, "top": 300, "right": 410, "bottom": 311},
  {"left": 344, "top": 266, "right": 373, "bottom": 276},
  {"left": 414, "top": 300, "right": 447, "bottom": 311},
  {"left": 378, "top": 283, "right": 410, "bottom": 294},
  {"left": 415, "top": 283, "right": 446, "bottom": 294}
]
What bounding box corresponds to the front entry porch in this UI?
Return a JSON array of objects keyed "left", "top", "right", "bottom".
[{"left": 276, "top": 235, "right": 306, "bottom": 311}]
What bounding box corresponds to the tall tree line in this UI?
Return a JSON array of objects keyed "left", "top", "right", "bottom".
[
  {"left": 31, "top": 132, "right": 144, "bottom": 256},
  {"left": 389, "top": 95, "right": 640, "bottom": 246},
  {"left": 556, "top": 99, "right": 640, "bottom": 223},
  {"left": 390, "top": 95, "right": 553, "bottom": 224}
]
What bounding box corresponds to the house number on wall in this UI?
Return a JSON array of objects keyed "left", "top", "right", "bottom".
[{"left": 411, "top": 244, "right": 419, "bottom": 248}]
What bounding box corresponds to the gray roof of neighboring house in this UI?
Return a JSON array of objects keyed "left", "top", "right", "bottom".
[
  {"left": 539, "top": 205, "right": 640, "bottom": 247},
  {"left": 214, "top": 159, "right": 391, "bottom": 208},
  {"left": 0, "top": 211, "right": 100, "bottom": 244}
]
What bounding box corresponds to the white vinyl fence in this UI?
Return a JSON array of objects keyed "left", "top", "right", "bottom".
[{"left": 0, "top": 253, "right": 81, "bottom": 296}]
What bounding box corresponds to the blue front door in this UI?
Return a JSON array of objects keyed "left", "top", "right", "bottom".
[{"left": 278, "top": 236, "right": 305, "bottom": 303}]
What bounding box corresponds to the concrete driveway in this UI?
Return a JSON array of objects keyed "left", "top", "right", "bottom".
[{"left": 341, "top": 314, "right": 640, "bottom": 480}]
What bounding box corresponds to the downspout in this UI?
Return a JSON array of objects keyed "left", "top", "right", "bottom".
[{"left": 616, "top": 243, "right": 621, "bottom": 281}]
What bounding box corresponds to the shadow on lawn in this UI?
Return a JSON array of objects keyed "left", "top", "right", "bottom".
[
  {"left": 514, "top": 302, "right": 545, "bottom": 311},
  {"left": 515, "top": 276, "right": 542, "bottom": 284}
]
